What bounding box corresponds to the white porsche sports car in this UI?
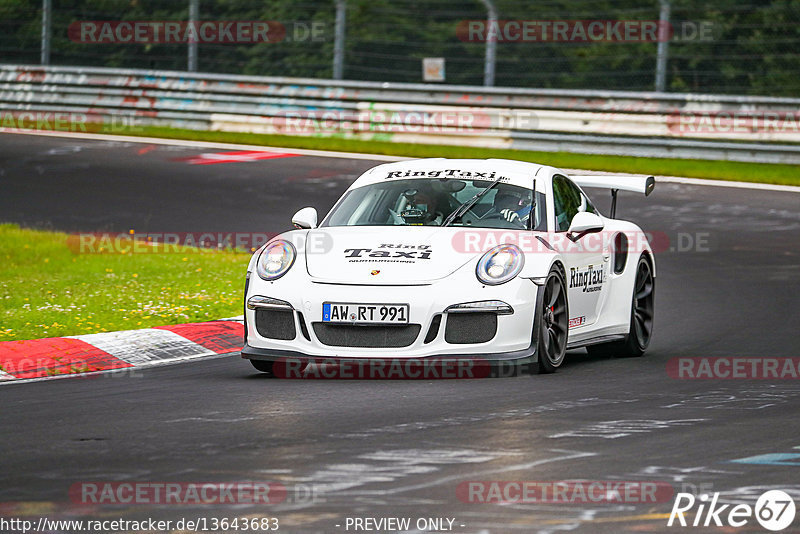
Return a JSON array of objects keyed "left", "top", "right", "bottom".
[{"left": 242, "top": 158, "right": 655, "bottom": 375}]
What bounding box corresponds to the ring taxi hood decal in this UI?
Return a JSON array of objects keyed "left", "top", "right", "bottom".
[
  {"left": 385, "top": 169, "right": 510, "bottom": 182},
  {"left": 353, "top": 158, "right": 549, "bottom": 192},
  {"left": 305, "top": 227, "right": 466, "bottom": 284}
]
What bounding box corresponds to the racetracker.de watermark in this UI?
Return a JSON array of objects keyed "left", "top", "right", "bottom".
[
  {"left": 456, "top": 20, "right": 713, "bottom": 43},
  {"left": 263, "top": 109, "right": 498, "bottom": 135},
  {"left": 69, "top": 482, "right": 286, "bottom": 505},
  {"left": 0, "top": 357, "right": 137, "bottom": 380},
  {"left": 450, "top": 230, "right": 711, "bottom": 255},
  {"left": 68, "top": 21, "right": 326, "bottom": 44},
  {"left": 457, "top": 481, "right": 675, "bottom": 504},
  {"left": 66, "top": 232, "right": 283, "bottom": 254},
  {"left": 667, "top": 357, "right": 800, "bottom": 380},
  {"left": 668, "top": 111, "right": 800, "bottom": 138},
  {"left": 265, "top": 358, "right": 532, "bottom": 379},
  {"left": 0, "top": 111, "right": 143, "bottom": 134},
  {"left": 66, "top": 229, "right": 713, "bottom": 256}
]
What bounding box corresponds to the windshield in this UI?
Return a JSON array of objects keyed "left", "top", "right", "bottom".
[{"left": 322, "top": 178, "right": 546, "bottom": 230}]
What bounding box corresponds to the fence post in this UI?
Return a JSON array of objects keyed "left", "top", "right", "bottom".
[
  {"left": 480, "top": 0, "right": 497, "bottom": 87},
  {"left": 188, "top": 0, "right": 199, "bottom": 71},
  {"left": 333, "top": 0, "right": 347, "bottom": 79},
  {"left": 655, "top": 0, "right": 671, "bottom": 92},
  {"left": 40, "top": 0, "right": 51, "bottom": 65}
]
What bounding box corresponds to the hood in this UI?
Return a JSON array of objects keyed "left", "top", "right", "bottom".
[{"left": 304, "top": 226, "right": 475, "bottom": 285}]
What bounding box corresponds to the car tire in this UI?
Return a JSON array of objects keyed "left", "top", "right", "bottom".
[
  {"left": 587, "top": 255, "right": 654, "bottom": 358},
  {"left": 250, "top": 359, "right": 275, "bottom": 374},
  {"left": 535, "top": 266, "right": 569, "bottom": 374}
]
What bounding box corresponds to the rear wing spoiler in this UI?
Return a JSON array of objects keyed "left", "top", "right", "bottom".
[{"left": 571, "top": 174, "right": 655, "bottom": 218}]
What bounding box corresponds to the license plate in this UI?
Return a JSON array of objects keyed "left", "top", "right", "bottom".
[{"left": 322, "top": 302, "right": 409, "bottom": 324}]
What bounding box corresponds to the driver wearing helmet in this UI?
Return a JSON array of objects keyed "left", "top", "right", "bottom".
[
  {"left": 399, "top": 189, "right": 442, "bottom": 225},
  {"left": 493, "top": 190, "right": 532, "bottom": 224}
]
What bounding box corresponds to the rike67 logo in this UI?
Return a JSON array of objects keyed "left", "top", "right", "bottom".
[{"left": 668, "top": 490, "right": 796, "bottom": 531}]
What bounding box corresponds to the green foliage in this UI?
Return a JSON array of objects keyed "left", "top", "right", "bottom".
[
  {"left": 1, "top": 0, "right": 798, "bottom": 95},
  {"left": 0, "top": 224, "right": 249, "bottom": 341}
]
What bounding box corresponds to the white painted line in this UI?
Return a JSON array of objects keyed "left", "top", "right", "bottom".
[
  {"left": 0, "top": 369, "right": 17, "bottom": 381},
  {"left": 3, "top": 129, "right": 409, "bottom": 162},
  {"left": 70, "top": 328, "right": 212, "bottom": 365},
  {"left": 5, "top": 130, "right": 799, "bottom": 192}
]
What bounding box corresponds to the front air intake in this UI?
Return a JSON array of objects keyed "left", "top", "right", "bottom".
[
  {"left": 444, "top": 313, "right": 497, "bottom": 344},
  {"left": 312, "top": 323, "right": 421, "bottom": 348},
  {"left": 255, "top": 309, "right": 296, "bottom": 340}
]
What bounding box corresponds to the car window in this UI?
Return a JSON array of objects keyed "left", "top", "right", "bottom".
[
  {"left": 552, "top": 175, "right": 596, "bottom": 231},
  {"left": 322, "top": 178, "right": 546, "bottom": 230},
  {"left": 553, "top": 175, "right": 581, "bottom": 231}
]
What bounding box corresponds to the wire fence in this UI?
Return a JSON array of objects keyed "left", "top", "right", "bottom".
[{"left": 1, "top": 0, "right": 798, "bottom": 96}]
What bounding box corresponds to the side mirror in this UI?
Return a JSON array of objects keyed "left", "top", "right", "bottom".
[
  {"left": 292, "top": 207, "right": 318, "bottom": 229},
  {"left": 567, "top": 211, "right": 604, "bottom": 240}
]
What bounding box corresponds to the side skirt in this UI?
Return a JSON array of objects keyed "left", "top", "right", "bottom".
[{"left": 567, "top": 334, "right": 626, "bottom": 350}]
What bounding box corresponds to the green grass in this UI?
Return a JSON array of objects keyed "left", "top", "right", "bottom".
[
  {"left": 0, "top": 224, "right": 249, "bottom": 342},
  {"left": 130, "top": 126, "right": 800, "bottom": 186}
]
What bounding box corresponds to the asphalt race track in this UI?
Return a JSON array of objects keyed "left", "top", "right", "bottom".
[{"left": 1, "top": 132, "right": 800, "bottom": 533}]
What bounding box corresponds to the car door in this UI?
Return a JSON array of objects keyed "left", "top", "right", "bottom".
[{"left": 550, "top": 175, "right": 609, "bottom": 328}]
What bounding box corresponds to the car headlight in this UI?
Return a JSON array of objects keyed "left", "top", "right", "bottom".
[
  {"left": 256, "top": 240, "right": 296, "bottom": 281},
  {"left": 476, "top": 244, "right": 524, "bottom": 285}
]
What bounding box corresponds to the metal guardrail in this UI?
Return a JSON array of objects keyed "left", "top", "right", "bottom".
[{"left": 1, "top": 64, "right": 799, "bottom": 164}]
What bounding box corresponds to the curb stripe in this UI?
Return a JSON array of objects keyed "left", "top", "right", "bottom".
[
  {"left": 0, "top": 319, "right": 245, "bottom": 385},
  {"left": 154, "top": 321, "right": 243, "bottom": 354},
  {"left": 70, "top": 329, "right": 213, "bottom": 366},
  {"left": 0, "top": 338, "right": 131, "bottom": 379}
]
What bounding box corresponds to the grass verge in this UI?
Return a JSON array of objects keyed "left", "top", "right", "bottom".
[
  {"left": 0, "top": 224, "right": 249, "bottom": 342},
  {"left": 129, "top": 126, "right": 800, "bottom": 186}
]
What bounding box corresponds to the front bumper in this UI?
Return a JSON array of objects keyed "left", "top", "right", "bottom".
[{"left": 243, "top": 270, "right": 542, "bottom": 365}]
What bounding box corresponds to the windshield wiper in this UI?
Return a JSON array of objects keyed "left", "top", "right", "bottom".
[{"left": 442, "top": 176, "right": 503, "bottom": 227}]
